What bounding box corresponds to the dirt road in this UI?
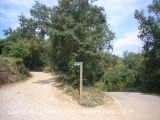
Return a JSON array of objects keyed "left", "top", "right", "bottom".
[
  {"left": 0, "top": 72, "right": 124, "bottom": 120},
  {"left": 108, "top": 92, "right": 160, "bottom": 120}
]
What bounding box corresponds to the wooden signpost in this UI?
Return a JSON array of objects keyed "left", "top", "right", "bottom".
[{"left": 74, "top": 62, "right": 83, "bottom": 100}]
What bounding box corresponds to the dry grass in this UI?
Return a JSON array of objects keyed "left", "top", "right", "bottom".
[
  {"left": 0, "top": 57, "right": 29, "bottom": 84},
  {"left": 79, "top": 87, "right": 106, "bottom": 107},
  {"left": 54, "top": 81, "right": 109, "bottom": 107}
]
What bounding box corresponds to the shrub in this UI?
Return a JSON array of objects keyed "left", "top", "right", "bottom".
[{"left": 0, "top": 56, "right": 30, "bottom": 84}]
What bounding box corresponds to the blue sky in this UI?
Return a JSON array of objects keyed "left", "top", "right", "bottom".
[{"left": 0, "top": 0, "right": 152, "bottom": 56}]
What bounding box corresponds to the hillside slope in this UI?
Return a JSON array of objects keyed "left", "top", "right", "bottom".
[{"left": 0, "top": 56, "right": 29, "bottom": 84}]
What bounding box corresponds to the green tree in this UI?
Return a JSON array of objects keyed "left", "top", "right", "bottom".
[
  {"left": 23, "top": 39, "right": 44, "bottom": 69},
  {"left": 18, "top": 15, "right": 37, "bottom": 39},
  {"left": 2, "top": 1, "right": 50, "bottom": 70},
  {"left": 49, "top": 0, "right": 115, "bottom": 85},
  {"left": 135, "top": 0, "right": 160, "bottom": 92},
  {"left": 103, "top": 57, "right": 125, "bottom": 91},
  {"left": 10, "top": 40, "right": 31, "bottom": 58},
  {"left": 102, "top": 51, "right": 144, "bottom": 91},
  {"left": 123, "top": 51, "right": 144, "bottom": 88},
  {"left": 0, "top": 39, "right": 5, "bottom": 55},
  {"left": 30, "top": 1, "right": 51, "bottom": 38}
]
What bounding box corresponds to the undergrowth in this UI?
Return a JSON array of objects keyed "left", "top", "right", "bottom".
[
  {"left": 56, "top": 75, "right": 107, "bottom": 107},
  {"left": 0, "top": 56, "right": 30, "bottom": 84}
]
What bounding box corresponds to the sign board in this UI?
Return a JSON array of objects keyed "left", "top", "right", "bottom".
[{"left": 74, "top": 62, "right": 80, "bottom": 66}]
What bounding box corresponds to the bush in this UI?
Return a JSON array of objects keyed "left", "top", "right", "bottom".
[
  {"left": 58, "top": 82, "right": 106, "bottom": 107},
  {"left": 0, "top": 56, "right": 30, "bottom": 84},
  {"left": 10, "top": 40, "right": 31, "bottom": 59},
  {"left": 79, "top": 87, "right": 105, "bottom": 107},
  {"left": 15, "top": 58, "right": 30, "bottom": 76}
]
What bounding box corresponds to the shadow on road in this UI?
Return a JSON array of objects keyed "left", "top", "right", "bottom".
[{"left": 32, "top": 78, "right": 57, "bottom": 85}]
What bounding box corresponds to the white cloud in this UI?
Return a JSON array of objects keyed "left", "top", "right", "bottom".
[
  {"left": 95, "top": 0, "right": 152, "bottom": 28},
  {"left": 93, "top": 0, "right": 151, "bottom": 56},
  {"left": 0, "top": 0, "right": 57, "bottom": 30},
  {"left": 0, "top": 0, "right": 33, "bottom": 30},
  {"left": 0, "top": 7, "right": 21, "bottom": 28},
  {"left": 0, "top": 0, "right": 34, "bottom": 9},
  {"left": 113, "top": 31, "right": 143, "bottom": 57}
]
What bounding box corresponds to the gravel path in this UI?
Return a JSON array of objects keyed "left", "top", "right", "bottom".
[{"left": 0, "top": 72, "right": 125, "bottom": 120}]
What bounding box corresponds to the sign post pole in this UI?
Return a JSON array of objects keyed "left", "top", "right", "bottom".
[
  {"left": 74, "top": 62, "right": 83, "bottom": 100},
  {"left": 80, "top": 62, "right": 83, "bottom": 100}
]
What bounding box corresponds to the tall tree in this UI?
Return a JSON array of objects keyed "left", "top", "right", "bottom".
[
  {"left": 49, "top": 0, "right": 115, "bottom": 85},
  {"left": 30, "top": 1, "right": 51, "bottom": 38},
  {"left": 2, "top": 1, "right": 50, "bottom": 70},
  {"left": 135, "top": 0, "right": 160, "bottom": 92}
]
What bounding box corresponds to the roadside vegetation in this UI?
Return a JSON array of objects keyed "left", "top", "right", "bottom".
[
  {"left": 0, "top": 56, "right": 30, "bottom": 84},
  {"left": 0, "top": 0, "right": 159, "bottom": 106},
  {"left": 55, "top": 80, "right": 110, "bottom": 107}
]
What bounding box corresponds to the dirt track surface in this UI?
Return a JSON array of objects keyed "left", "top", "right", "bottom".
[
  {"left": 0, "top": 72, "right": 125, "bottom": 120},
  {"left": 108, "top": 92, "right": 160, "bottom": 120}
]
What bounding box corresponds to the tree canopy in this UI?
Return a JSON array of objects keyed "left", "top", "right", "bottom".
[
  {"left": 135, "top": 0, "right": 160, "bottom": 92},
  {"left": 49, "top": 0, "right": 115, "bottom": 85}
]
